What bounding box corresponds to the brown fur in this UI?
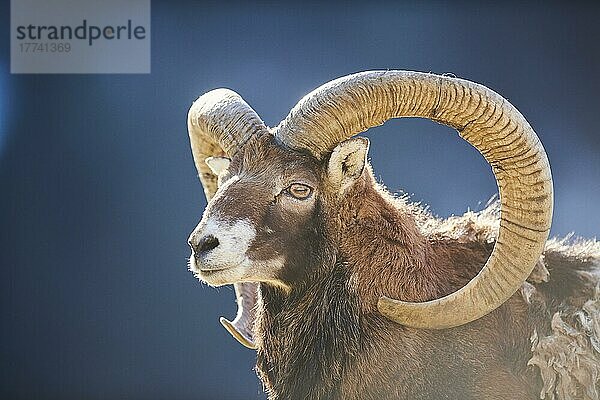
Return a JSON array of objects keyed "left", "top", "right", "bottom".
[{"left": 201, "top": 135, "right": 599, "bottom": 399}]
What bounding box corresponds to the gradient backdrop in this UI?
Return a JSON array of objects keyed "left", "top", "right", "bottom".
[{"left": 1, "top": 1, "right": 599, "bottom": 399}]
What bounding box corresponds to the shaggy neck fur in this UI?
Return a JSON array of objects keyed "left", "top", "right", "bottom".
[{"left": 254, "top": 170, "right": 495, "bottom": 399}]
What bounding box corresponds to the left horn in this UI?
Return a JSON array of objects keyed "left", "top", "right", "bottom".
[
  {"left": 274, "top": 70, "right": 553, "bottom": 329},
  {"left": 188, "top": 88, "right": 268, "bottom": 201},
  {"left": 188, "top": 89, "right": 267, "bottom": 348}
]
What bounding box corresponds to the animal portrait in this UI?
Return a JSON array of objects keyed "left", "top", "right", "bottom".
[
  {"left": 186, "top": 71, "right": 599, "bottom": 399},
  {"left": 3, "top": 2, "right": 600, "bottom": 399}
]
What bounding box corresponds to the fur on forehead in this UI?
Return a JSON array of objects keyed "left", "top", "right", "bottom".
[{"left": 232, "top": 134, "right": 322, "bottom": 179}]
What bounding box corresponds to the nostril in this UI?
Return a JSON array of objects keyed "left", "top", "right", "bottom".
[{"left": 197, "top": 235, "right": 220, "bottom": 255}]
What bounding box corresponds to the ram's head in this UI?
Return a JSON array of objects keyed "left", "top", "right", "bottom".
[{"left": 187, "top": 71, "right": 553, "bottom": 348}]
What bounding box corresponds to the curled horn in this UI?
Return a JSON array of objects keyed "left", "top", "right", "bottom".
[
  {"left": 188, "top": 88, "right": 268, "bottom": 200},
  {"left": 274, "top": 70, "right": 553, "bottom": 329}
]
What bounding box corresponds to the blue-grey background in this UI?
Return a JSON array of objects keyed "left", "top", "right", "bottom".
[{"left": 1, "top": 1, "right": 598, "bottom": 399}]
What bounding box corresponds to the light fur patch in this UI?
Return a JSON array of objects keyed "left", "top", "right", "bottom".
[
  {"left": 528, "top": 284, "right": 600, "bottom": 400},
  {"left": 189, "top": 216, "right": 256, "bottom": 271},
  {"left": 213, "top": 217, "right": 253, "bottom": 261},
  {"left": 529, "top": 255, "right": 550, "bottom": 284}
]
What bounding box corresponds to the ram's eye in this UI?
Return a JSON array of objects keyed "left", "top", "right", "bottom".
[{"left": 287, "top": 183, "right": 313, "bottom": 200}]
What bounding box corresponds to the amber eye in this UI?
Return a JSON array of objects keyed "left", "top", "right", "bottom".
[{"left": 287, "top": 183, "right": 313, "bottom": 200}]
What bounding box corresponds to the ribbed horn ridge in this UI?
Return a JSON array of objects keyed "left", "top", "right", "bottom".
[
  {"left": 188, "top": 88, "right": 268, "bottom": 200},
  {"left": 274, "top": 70, "right": 553, "bottom": 329}
]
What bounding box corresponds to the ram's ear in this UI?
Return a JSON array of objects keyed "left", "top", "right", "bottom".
[
  {"left": 205, "top": 156, "right": 231, "bottom": 176},
  {"left": 326, "top": 137, "right": 369, "bottom": 192}
]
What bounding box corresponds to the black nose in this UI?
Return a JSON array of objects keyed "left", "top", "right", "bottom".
[{"left": 192, "top": 235, "right": 220, "bottom": 257}]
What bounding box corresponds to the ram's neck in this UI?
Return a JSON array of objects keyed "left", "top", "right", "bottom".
[
  {"left": 335, "top": 173, "right": 433, "bottom": 306},
  {"left": 255, "top": 263, "right": 364, "bottom": 400},
  {"left": 253, "top": 170, "right": 495, "bottom": 399}
]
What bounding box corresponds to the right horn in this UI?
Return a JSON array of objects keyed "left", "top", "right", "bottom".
[{"left": 275, "top": 70, "right": 553, "bottom": 329}]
